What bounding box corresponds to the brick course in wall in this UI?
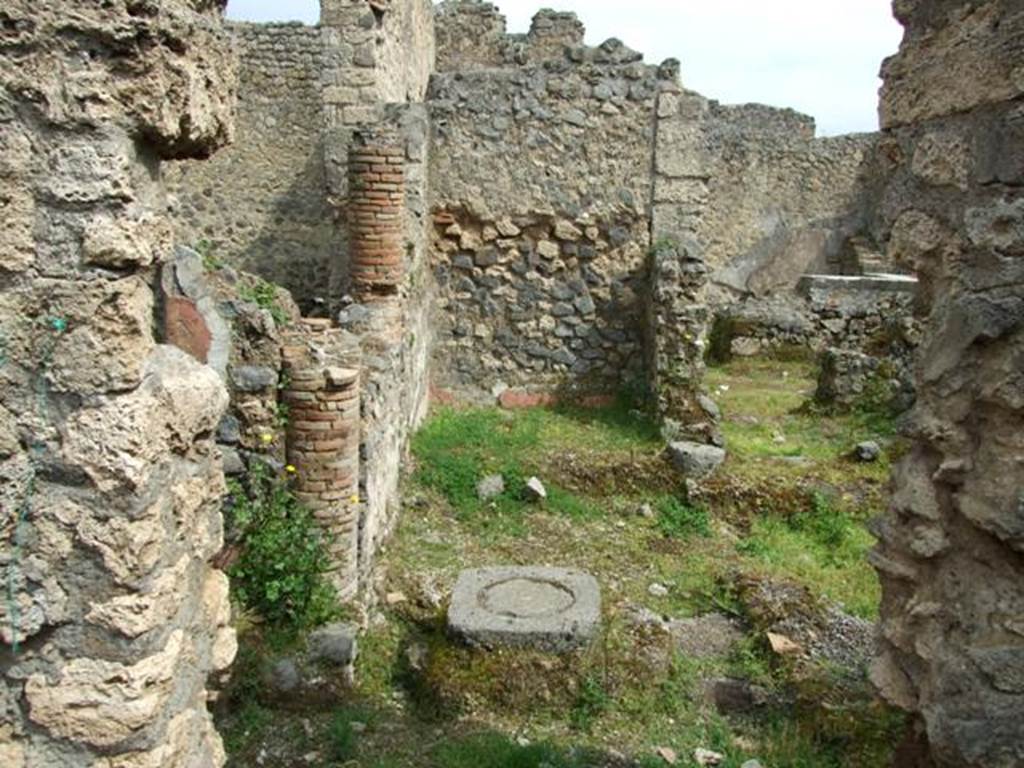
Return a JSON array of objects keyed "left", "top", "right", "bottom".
[{"left": 349, "top": 131, "right": 407, "bottom": 300}]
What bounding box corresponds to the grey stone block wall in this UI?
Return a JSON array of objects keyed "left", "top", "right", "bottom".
[
  {"left": 869, "top": 1, "right": 1024, "bottom": 764},
  {"left": 427, "top": 27, "right": 669, "bottom": 398},
  {"left": 699, "top": 104, "right": 880, "bottom": 304},
  {"left": 166, "top": 2, "right": 435, "bottom": 313}
]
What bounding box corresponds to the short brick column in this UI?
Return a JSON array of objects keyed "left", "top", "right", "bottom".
[
  {"left": 348, "top": 129, "right": 405, "bottom": 301},
  {"left": 281, "top": 320, "right": 362, "bottom": 599}
]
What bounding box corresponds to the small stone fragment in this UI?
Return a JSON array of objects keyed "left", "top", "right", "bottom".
[
  {"left": 694, "top": 748, "right": 725, "bottom": 766},
  {"left": 523, "top": 476, "right": 547, "bottom": 502},
  {"left": 704, "top": 677, "right": 770, "bottom": 714},
  {"left": 655, "top": 746, "right": 678, "bottom": 765},
  {"left": 266, "top": 658, "right": 300, "bottom": 694},
  {"left": 766, "top": 631, "right": 803, "bottom": 656},
  {"left": 855, "top": 441, "right": 881, "bottom": 462},
  {"left": 648, "top": 582, "right": 669, "bottom": 597},
  {"left": 307, "top": 623, "right": 358, "bottom": 666}
]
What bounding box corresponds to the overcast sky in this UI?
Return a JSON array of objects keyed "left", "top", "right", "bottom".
[{"left": 226, "top": 1, "right": 904, "bottom": 136}]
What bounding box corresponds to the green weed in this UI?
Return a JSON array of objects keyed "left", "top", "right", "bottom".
[
  {"left": 431, "top": 732, "right": 589, "bottom": 768},
  {"left": 656, "top": 496, "right": 711, "bottom": 540},
  {"left": 227, "top": 462, "right": 339, "bottom": 631},
  {"left": 326, "top": 712, "right": 359, "bottom": 763},
  {"left": 222, "top": 701, "right": 272, "bottom": 755},
  {"left": 570, "top": 674, "right": 611, "bottom": 732},
  {"left": 239, "top": 278, "right": 289, "bottom": 327}
]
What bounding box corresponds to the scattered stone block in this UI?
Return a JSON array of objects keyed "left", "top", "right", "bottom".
[
  {"left": 666, "top": 441, "right": 726, "bottom": 479},
  {"left": 477, "top": 474, "right": 505, "bottom": 501},
  {"left": 655, "top": 746, "right": 678, "bottom": 765},
  {"left": 703, "top": 677, "right": 770, "bottom": 715},
  {"left": 308, "top": 623, "right": 358, "bottom": 667},
  {"left": 447, "top": 566, "right": 601, "bottom": 652},
  {"left": 265, "top": 658, "right": 301, "bottom": 695},
  {"left": 694, "top": 748, "right": 725, "bottom": 766}
]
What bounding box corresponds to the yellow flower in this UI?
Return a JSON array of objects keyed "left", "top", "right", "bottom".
[
  {"left": 285, "top": 464, "right": 297, "bottom": 474},
  {"left": 349, "top": 494, "right": 360, "bottom": 504},
  {"left": 260, "top": 433, "right": 274, "bottom": 444}
]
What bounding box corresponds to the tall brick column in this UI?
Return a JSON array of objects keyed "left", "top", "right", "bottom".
[
  {"left": 348, "top": 129, "right": 406, "bottom": 301},
  {"left": 281, "top": 320, "right": 362, "bottom": 600}
]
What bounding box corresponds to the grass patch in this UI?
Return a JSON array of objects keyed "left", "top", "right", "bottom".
[
  {"left": 411, "top": 406, "right": 645, "bottom": 536},
  {"left": 570, "top": 674, "right": 612, "bottom": 732},
  {"left": 737, "top": 495, "right": 880, "bottom": 620},
  {"left": 431, "top": 732, "right": 594, "bottom": 768},
  {"left": 655, "top": 495, "right": 712, "bottom": 540},
  {"left": 221, "top": 701, "right": 273, "bottom": 756},
  {"left": 223, "top": 358, "right": 899, "bottom": 768}
]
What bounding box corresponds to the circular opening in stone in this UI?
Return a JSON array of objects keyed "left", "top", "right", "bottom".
[{"left": 479, "top": 578, "right": 577, "bottom": 618}]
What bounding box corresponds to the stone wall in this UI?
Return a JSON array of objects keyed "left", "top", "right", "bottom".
[
  {"left": 167, "top": 0, "right": 435, "bottom": 312},
  {"left": 167, "top": 23, "right": 337, "bottom": 312},
  {"left": 648, "top": 82, "right": 717, "bottom": 434},
  {"left": 339, "top": 108, "right": 434, "bottom": 589},
  {"left": 429, "top": 4, "right": 671, "bottom": 400},
  {"left": 0, "top": 2, "right": 237, "bottom": 765},
  {"left": 714, "top": 275, "right": 920, "bottom": 359},
  {"left": 700, "top": 104, "right": 879, "bottom": 302},
  {"left": 869, "top": 1, "right": 1024, "bottom": 765}
]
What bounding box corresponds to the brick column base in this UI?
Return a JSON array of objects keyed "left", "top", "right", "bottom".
[{"left": 281, "top": 320, "right": 362, "bottom": 600}]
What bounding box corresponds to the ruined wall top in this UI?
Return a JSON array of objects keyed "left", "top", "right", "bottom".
[
  {"left": 434, "top": 0, "right": 650, "bottom": 73},
  {"left": 880, "top": 0, "right": 1024, "bottom": 128},
  {"left": 0, "top": 0, "right": 237, "bottom": 161}
]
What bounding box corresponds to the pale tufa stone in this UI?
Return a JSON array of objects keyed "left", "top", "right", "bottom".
[
  {"left": 26, "top": 631, "right": 186, "bottom": 747},
  {"left": 46, "top": 276, "right": 156, "bottom": 395},
  {"left": 0, "top": 126, "right": 35, "bottom": 273},
  {"left": 76, "top": 505, "right": 165, "bottom": 586},
  {"left": 86, "top": 556, "right": 190, "bottom": 638},
  {"left": 63, "top": 346, "right": 228, "bottom": 492},
  {"left": 98, "top": 704, "right": 227, "bottom": 768},
  {"left": 82, "top": 213, "right": 165, "bottom": 269},
  {"left": 202, "top": 570, "right": 238, "bottom": 672}
]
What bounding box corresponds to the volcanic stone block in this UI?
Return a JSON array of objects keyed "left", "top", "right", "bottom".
[{"left": 447, "top": 567, "right": 601, "bottom": 653}]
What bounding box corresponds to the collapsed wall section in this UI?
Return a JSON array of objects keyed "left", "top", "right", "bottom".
[
  {"left": 869, "top": 1, "right": 1024, "bottom": 765},
  {"left": 0, "top": 2, "right": 237, "bottom": 765}
]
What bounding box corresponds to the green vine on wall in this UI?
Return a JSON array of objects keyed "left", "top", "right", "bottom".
[{"left": 5, "top": 316, "right": 67, "bottom": 655}]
